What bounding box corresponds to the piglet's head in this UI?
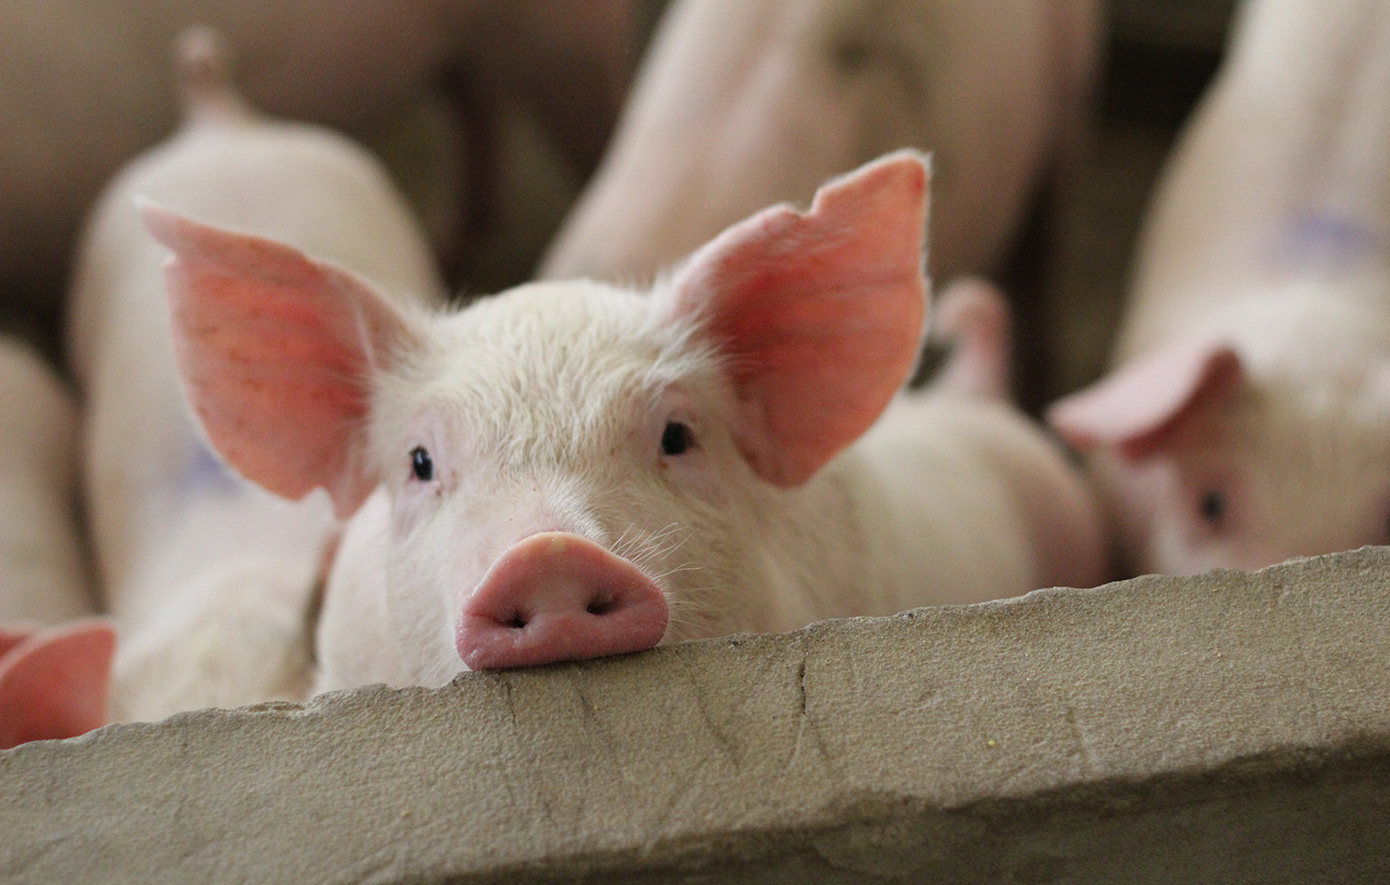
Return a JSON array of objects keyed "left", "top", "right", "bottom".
[
  {"left": 1049, "top": 333, "right": 1390, "bottom": 576},
  {"left": 143, "top": 150, "right": 929, "bottom": 682}
]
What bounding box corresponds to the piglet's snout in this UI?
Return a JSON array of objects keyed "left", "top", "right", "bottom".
[{"left": 457, "top": 532, "right": 668, "bottom": 669}]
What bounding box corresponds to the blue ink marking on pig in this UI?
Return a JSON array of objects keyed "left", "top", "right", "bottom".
[
  {"left": 1277, "top": 213, "right": 1381, "bottom": 272},
  {"left": 182, "top": 441, "right": 244, "bottom": 497}
]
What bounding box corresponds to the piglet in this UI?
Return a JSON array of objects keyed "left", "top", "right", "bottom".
[
  {"left": 1048, "top": 0, "right": 1390, "bottom": 575},
  {"left": 146, "top": 150, "right": 1105, "bottom": 691},
  {"left": 66, "top": 27, "right": 444, "bottom": 721}
]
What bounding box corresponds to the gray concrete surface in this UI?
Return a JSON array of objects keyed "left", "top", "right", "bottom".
[{"left": 4, "top": 547, "right": 1388, "bottom": 883}]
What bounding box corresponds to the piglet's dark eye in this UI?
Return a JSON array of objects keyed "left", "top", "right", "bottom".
[
  {"left": 1199, "top": 489, "right": 1225, "bottom": 525},
  {"left": 410, "top": 446, "right": 434, "bottom": 482},
  {"left": 661, "top": 421, "right": 694, "bottom": 457}
]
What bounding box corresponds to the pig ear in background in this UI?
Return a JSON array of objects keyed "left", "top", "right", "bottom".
[
  {"left": 929, "top": 277, "right": 1012, "bottom": 401},
  {"left": 1046, "top": 341, "right": 1244, "bottom": 460},
  {"left": 140, "top": 203, "right": 420, "bottom": 518},
  {"left": 666, "top": 150, "right": 930, "bottom": 487},
  {"left": 0, "top": 620, "right": 116, "bottom": 749}
]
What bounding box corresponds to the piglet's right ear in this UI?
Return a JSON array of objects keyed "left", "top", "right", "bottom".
[{"left": 141, "top": 203, "right": 419, "bottom": 518}]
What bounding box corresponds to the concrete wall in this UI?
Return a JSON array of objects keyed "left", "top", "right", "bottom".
[{"left": 4, "top": 547, "right": 1389, "bottom": 883}]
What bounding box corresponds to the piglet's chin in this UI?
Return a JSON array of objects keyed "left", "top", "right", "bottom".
[{"left": 456, "top": 532, "right": 669, "bottom": 670}]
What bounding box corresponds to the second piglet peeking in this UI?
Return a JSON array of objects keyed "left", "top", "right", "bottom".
[{"left": 144, "top": 151, "right": 1104, "bottom": 690}]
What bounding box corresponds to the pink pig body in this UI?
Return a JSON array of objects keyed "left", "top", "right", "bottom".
[
  {"left": 540, "top": 0, "right": 1100, "bottom": 287},
  {"left": 148, "top": 151, "right": 1104, "bottom": 692},
  {"left": 67, "top": 31, "right": 444, "bottom": 721},
  {"left": 1049, "top": 0, "right": 1390, "bottom": 575}
]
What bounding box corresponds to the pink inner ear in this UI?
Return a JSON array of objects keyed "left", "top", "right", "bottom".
[
  {"left": 1047, "top": 340, "right": 1245, "bottom": 460},
  {"left": 667, "top": 151, "right": 930, "bottom": 487},
  {"left": 0, "top": 625, "right": 37, "bottom": 659},
  {"left": 142, "top": 204, "right": 416, "bottom": 518},
  {"left": 0, "top": 620, "right": 115, "bottom": 749}
]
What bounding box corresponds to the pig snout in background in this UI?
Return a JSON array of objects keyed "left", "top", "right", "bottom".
[
  {"left": 1048, "top": 0, "right": 1390, "bottom": 577},
  {"left": 540, "top": 0, "right": 1102, "bottom": 409},
  {"left": 65, "top": 28, "right": 445, "bottom": 723},
  {"left": 148, "top": 151, "right": 1105, "bottom": 693}
]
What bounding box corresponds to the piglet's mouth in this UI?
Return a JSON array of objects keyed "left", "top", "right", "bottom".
[{"left": 456, "top": 532, "right": 668, "bottom": 669}]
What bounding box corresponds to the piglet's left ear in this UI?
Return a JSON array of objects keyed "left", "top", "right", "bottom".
[
  {"left": 664, "top": 150, "right": 930, "bottom": 487},
  {"left": 0, "top": 620, "right": 115, "bottom": 749}
]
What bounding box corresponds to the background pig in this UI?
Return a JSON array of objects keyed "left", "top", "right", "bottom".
[
  {"left": 0, "top": 338, "right": 92, "bottom": 623},
  {"left": 66, "top": 29, "right": 444, "bottom": 722},
  {"left": 147, "top": 151, "right": 1104, "bottom": 692},
  {"left": 1048, "top": 0, "right": 1390, "bottom": 576},
  {"left": 0, "top": 0, "right": 637, "bottom": 332},
  {"left": 0, "top": 319, "right": 108, "bottom": 745},
  {"left": 540, "top": 0, "right": 1100, "bottom": 292}
]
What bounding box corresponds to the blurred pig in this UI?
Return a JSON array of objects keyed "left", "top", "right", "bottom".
[
  {"left": 1048, "top": 0, "right": 1390, "bottom": 575},
  {"left": 0, "top": 0, "right": 636, "bottom": 318},
  {"left": 0, "top": 338, "right": 92, "bottom": 623},
  {"left": 146, "top": 150, "right": 1105, "bottom": 691},
  {"left": 67, "top": 29, "right": 445, "bottom": 721},
  {"left": 540, "top": 0, "right": 1100, "bottom": 288}
]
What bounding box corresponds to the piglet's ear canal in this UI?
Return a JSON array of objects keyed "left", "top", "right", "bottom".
[
  {"left": 140, "top": 203, "right": 422, "bottom": 519},
  {"left": 1046, "top": 340, "right": 1245, "bottom": 461},
  {"left": 664, "top": 150, "right": 931, "bottom": 488}
]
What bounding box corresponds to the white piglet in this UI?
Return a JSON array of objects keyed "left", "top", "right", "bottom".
[
  {"left": 1049, "top": 0, "right": 1390, "bottom": 575},
  {"left": 146, "top": 151, "right": 1104, "bottom": 691},
  {"left": 67, "top": 29, "right": 444, "bottom": 721}
]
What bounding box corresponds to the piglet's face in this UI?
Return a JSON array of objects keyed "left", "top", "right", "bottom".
[
  {"left": 144, "top": 149, "right": 930, "bottom": 677},
  {"left": 369, "top": 283, "right": 770, "bottom": 681},
  {"left": 1052, "top": 340, "right": 1390, "bottom": 576}
]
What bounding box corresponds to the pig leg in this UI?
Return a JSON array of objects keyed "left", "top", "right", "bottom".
[{"left": 0, "top": 337, "right": 92, "bottom": 623}]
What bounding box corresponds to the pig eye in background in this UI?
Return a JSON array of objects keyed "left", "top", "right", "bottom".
[
  {"left": 410, "top": 446, "right": 434, "bottom": 482},
  {"left": 661, "top": 421, "right": 696, "bottom": 456},
  {"left": 1198, "top": 489, "right": 1226, "bottom": 527}
]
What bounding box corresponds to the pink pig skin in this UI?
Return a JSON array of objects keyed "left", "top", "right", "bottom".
[
  {"left": 539, "top": 0, "right": 1100, "bottom": 288},
  {"left": 1049, "top": 0, "right": 1390, "bottom": 576},
  {"left": 66, "top": 29, "right": 444, "bottom": 722},
  {"left": 148, "top": 151, "right": 1105, "bottom": 692}
]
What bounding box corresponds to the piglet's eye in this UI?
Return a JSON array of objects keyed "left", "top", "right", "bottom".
[
  {"left": 661, "top": 421, "right": 695, "bottom": 457},
  {"left": 410, "top": 446, "right": 434, "bottom": 482},
  {"left": 1199, "top": 489, "right": 1225, "bottom": 526}
]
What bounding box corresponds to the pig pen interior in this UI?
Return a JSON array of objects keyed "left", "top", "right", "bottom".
[{"left": 8, "top": 0, "right": 1390, "bottom": 881}]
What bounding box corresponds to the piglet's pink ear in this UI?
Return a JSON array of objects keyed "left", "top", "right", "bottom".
[
  {"left": 666, "top": 150, "right": 930, "bottom": 487},
  {"left": 1047, "top": 341, "right": 1244, "bottom": 460},
  {"left": 0, "top": 620, "right": 115, "bottom": 749},
  {"left": 141, "top": 204, "right": 419, "bottom": 518}
]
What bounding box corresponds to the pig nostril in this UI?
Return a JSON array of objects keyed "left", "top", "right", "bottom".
[
  {"left": 503, "top": 612, "right": 528, "bottom": 630},
  {"left": 586, "top": 597, "right": 619, "bottom": 617}
]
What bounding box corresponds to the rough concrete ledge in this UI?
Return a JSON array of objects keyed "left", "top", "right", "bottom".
[{"left": 4, "top": 548, "right": 1390, "bottom": 883}]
